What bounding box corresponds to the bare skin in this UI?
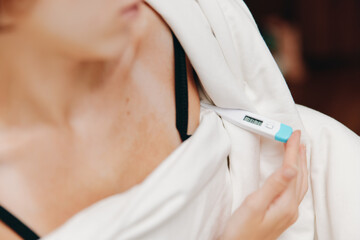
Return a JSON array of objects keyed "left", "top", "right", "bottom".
[
  {"left": 220, "top": 130, "right": 308, "bottom": 240},
  {"left": 0, "top": 3, "right": 200, "bottom": 239},
  {"left": 0, "top": 1, "right": 308, "bottom": 240}
]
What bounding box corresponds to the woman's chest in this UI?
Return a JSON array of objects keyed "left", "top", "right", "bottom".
[
  {"left": 0, "top": 103, "right": 189, "bottom": 236},
  {"left": 0, "top": 79, "right": 200, "bottom": 238}
]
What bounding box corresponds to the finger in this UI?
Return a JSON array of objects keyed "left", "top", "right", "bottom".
[
  {"left": 281, "top": 130, "right": 302, "bottom": 202},
  {"left": 263, "top": 172, "right": 300, "bottom": 229},
  {"left": 260, "top": 132, "right": 302, "bottom": 228},
  {"left": 261, "top": 173, "right": 300, "bottom": 232},
  {"left": 298, "top": 144, "right": 309, "bottom": 203},
  {"left": 253, "top": 131, "right": 301, "bottom": 213},
  {"left": 277, "top": 169, "right": 297, "bottom": 211},
  {"left": 264, "top": 133, "right": 302, "bottom": 220},
  {"left": 252, "top": 165, "right": 298, "bottom": 214},
  {"left": 296, "top": 145, "right": 305, "bottom": 203},
  {"left": 283, "top": 130, "right": 301, "bottom": 169}
]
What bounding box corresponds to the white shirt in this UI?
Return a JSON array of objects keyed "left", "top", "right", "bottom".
[{"left": 42, "top": 0, "right": 360, "bottom": 239}]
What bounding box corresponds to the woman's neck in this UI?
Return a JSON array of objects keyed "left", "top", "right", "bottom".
[
  {"left": 0, "top": 30, "right": 141, "bottom": 129},
  {"left": 0, "top": 3, "right": 173, "bottom": 130}
]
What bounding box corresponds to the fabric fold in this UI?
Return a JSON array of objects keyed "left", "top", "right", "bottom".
[
  {"left": 41, "top": 0, "right": 360, "bottom": 239},
  {"left": 42, "top": 107, "right": 233, "bottom": 240}
]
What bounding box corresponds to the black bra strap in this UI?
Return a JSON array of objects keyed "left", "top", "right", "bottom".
[
  {"left": 172, "top": 31, "right": 192, "bottom": 142},
  {"left": 0, "top": 31, "right": 191, "bottom": 240},
  {"left": 0, "top": 205, "right": 40, "bottom": 240}
]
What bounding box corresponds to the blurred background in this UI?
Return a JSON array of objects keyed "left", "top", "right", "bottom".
[{"left": 244, "top": 0, "right": 360, "bottom": 135}]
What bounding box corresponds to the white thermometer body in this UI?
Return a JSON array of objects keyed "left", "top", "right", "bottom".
[{"left": 200, "top": 102, "right": 293, "bottom": 143}]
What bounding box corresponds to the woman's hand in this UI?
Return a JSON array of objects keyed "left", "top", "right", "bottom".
[{"left": 221, "top": 130, "right": 308, "bottom": 240}]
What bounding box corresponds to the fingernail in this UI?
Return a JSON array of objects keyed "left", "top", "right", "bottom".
[{"left": 283, "top": 167, "right": 297, "bottom": 180}]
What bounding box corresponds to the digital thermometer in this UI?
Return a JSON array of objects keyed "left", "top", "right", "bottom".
[{"left": 200, "top": 102, "right": 293, "bottom": 143}]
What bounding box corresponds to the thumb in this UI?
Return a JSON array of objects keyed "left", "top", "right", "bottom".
[{"left": 255, "top": 166, "right": 298, "bottom": 212}]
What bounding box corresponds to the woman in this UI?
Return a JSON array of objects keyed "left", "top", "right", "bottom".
[{"left": 0, "top": 0, "right": 335, "bottom": 239}]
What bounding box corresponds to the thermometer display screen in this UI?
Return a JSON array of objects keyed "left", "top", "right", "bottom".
[{"left": 243, "top": 116, "right": 263, "bottom": 126}]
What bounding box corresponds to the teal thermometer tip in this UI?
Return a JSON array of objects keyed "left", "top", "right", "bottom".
[{"left": 275, "top": 124, "right": 293, "bottom": 143}]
